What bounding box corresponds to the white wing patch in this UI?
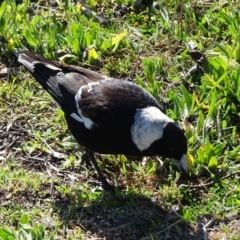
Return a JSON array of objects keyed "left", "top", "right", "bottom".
[
  {"left": 18, "top": 57, "right": 36, "bottom": 72},
  {"left": 72, "top": 82, "right": 100, "bottom": 130},
  {"left": 131, "top": 106, "right": 173, "bottom": 151},
  {"left": 43, "top": 63, "right": 61, "bottom": 71},
  {"left": 70, "top": 113, "right": 83, "bottom": 122},
  {"left": 18, "top": 56, "right": 61, "bottom": 72}
]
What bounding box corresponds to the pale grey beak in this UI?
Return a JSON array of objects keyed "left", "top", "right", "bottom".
[
  {"left": 179, "top": 154, "right": 189, "bottom": 175},
  {"left": 172, "top": 154, "right": 189, "bottom": 175}
]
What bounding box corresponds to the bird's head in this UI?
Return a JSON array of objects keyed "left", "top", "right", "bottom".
[
  {"left": 131, "top": 107, "right": 192, "bottom": 175},
  {"left": 161, "top": 122, "right": 191, "bottom": 175}
]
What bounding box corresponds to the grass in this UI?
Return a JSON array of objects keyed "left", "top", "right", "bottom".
[{"left": 1, "top": 0, "right": 240, "bottom": 239}]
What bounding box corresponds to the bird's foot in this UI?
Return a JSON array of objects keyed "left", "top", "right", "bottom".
[
  {"left": 83, "top": 150, "right": 126, "bottom": 192},
  {"left": 101, "top": 178, "right": 126, "bottom": 192}
]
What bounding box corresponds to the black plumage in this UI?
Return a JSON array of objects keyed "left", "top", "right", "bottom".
[
  {"left": 133, "top": 0, "right": 154, "bottom": 16},
  {"left": 18, "top": 50, "right": 188, "bottom": 190}
]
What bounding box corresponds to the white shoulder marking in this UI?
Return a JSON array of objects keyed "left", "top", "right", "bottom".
[
  {"left": 131, "top": 106, "right": 173, "bottom": 151},
  {"left": 70, "top": 113, "right": 83, "bottom": 122},
  {"left": 103, "top": 77, "right": 114, "bottom": 81},
  {"left": 74, "top": 82, "right": 99, "bottom": 129},
  {"left": 87, "top": 82, "right": 100, "bottom": 93},
  {"left": 43, "top": 63, "right": 61, "bottom": 71}
]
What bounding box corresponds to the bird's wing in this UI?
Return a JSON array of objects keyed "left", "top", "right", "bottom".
[
  {"left": 18, "top": 50, "right": 109, "bottom": 116},
  {"left": 18, "top": 51, "right": 161, "bottom": 130},
  {"left": 76, "top": 79, "right": 161, "bottom": 128}
]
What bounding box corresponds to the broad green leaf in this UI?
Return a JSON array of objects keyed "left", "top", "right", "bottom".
[
  {"left": 204, "top": 74, "right": 224, "bottom": 90},
  {"left": 131, "top": 161, "right": 139, "bottom": 171},
  {"left": 181, "top": 86, "right": 193, "bottom": 116},
  {"left": 172, "top": 94, "right": 182, "bottom": 117},
  {"left": 18, "top": 228, "right": 33, "bottom": 240},
  {"left": 197, "top": 146, "right": 205, "bottom": 164},
  {"left": 216, "top": 57, "right": 228, "bottom": 70},
  {"left": 229, "top": 24, "right": 237, "bottom": 39},
  {"left": 160, "top": 6, "right": 169, "bottom": 29},
  {"left": 70, "top": 22, "right": 79, "bottom": 33},
  {"left": 0, "top": 16, "right": 5, "bottom": 32},
  {"left": 235, "top": 43, "right": 240, "bottom": 63},
  {"left": 208, "top": 156, "right": 218, "bottom": 169},
  {"left": 219, "top": 12, "right": 232, "bottom": 24},
  {"left": 226, "top": 146, "right": 240, "bottom": 159},
  {"left": 136, "top": 75, "right": 144, "bottom": 88},
  {"left": 215, "top": 42, "right": 229, "bottom": 58},
  {"left": 72, "top": 39, "right": 80, "bottom": 55},
  {"left": 100, "top": 39, "right": 111, "bottom": 51},
  {"left": 212, "top": 142, "right": 226, "bottom": 156},
  {"left": 84, "top": 32, "right": 92, "bottom": 48},
  {"left": 215, "top": 71, "right": 228, "bottom": 87},
  {"left": 19, "top": 214, "right": 30, "bottom": 225},
  {"left": 207, "top": 90, "right": 217, "bottom": 118},
  {"left": 23, "top": 29, "right": 37, "bottom": 47},
  {"left": 0, "top": 1, "right": 7, "bottom": 17},
  {"left": 196, "top": 111, "right": 204, "bottom": 133},
  {"left": 88, "top": 48, "right": 99, "bottom": 62},
  {"left": 0, "top": 228, "right": 15, "bottom": 239}
]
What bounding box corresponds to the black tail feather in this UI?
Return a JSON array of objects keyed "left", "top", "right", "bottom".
[{"left": 18, "top": 51, "right": 65, "bottom": 108}]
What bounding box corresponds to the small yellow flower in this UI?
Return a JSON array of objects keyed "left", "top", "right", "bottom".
[
  {"left": 8, "top": 38, "right": 14, "bottom": 46},
  {"left": 76, "top": 2, "right": 82, "bottom": 11}
]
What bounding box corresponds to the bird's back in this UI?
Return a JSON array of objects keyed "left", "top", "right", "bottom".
[{"left": 18, "top": 51, "right": 184, "bottom": 158}]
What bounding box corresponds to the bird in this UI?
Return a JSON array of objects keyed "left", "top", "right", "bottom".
[
  {"left": 18, "top": 50, "right": 189, "bottom": 191},
  {"left": 133, "top": 0, "right": 154, "bottom": 17}
]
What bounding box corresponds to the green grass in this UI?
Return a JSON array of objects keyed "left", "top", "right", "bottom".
[{"left": 1, "top": 0, "right": 240, "bottom": 239}]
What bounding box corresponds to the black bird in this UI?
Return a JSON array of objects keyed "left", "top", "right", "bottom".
[
  {"left": 133, "top": 0, "right": 154, "bottom": 17},
  {"left": 18, "top": 51, "right": 189, "bottom": 190}
]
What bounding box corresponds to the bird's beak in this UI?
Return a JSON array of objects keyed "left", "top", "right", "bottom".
[
  {"left": 179, "top": 154, "right": 189, "bottom": 175},
  {"left": 172, "top": 154, "right": 189, "bottom": 176}
]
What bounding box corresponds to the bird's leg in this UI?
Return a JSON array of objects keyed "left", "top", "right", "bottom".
[
  {"left": 80, "top": 152, "right": 92, "bottom": 169},
  {"left": 85, "top": 150, "right": 115, "bottom": 192},
  {"left": 148, "top": 4, "right": 154, "bottom": 17}
]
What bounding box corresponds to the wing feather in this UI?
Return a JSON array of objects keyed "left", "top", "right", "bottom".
[{"left": 77, "top": 79, "right": 161, "bottom": 127}]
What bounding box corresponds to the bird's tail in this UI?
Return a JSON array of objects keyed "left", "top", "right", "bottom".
[{"left": 18, "top": 51, "right": 65, "bottom": 107}]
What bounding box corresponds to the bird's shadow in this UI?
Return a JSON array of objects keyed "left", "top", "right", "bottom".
[{"left": 52, "top": 187, "right": 200, "bottom": 240}]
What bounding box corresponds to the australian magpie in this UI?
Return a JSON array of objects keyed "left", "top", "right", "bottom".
[
  {"left": 133, "top": 0, "right": 154, "bottom": 16},
  {"left": 18, "top": 50, "right": 189, "bottom": 191}
]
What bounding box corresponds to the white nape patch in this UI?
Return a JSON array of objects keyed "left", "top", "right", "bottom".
[
  {"left": 131, "top": 106, "right": 173, "bottom": 151},
  {"left": 43, "top": 63, "right": 61, "bottom": 71},
  {"left": 73, "top": 82, "right": 99, "bottom": 129}
]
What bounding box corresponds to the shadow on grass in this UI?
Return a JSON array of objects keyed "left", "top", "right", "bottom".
[{"left": 52, "top": 187, "right": 200, "bottom": 240}]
